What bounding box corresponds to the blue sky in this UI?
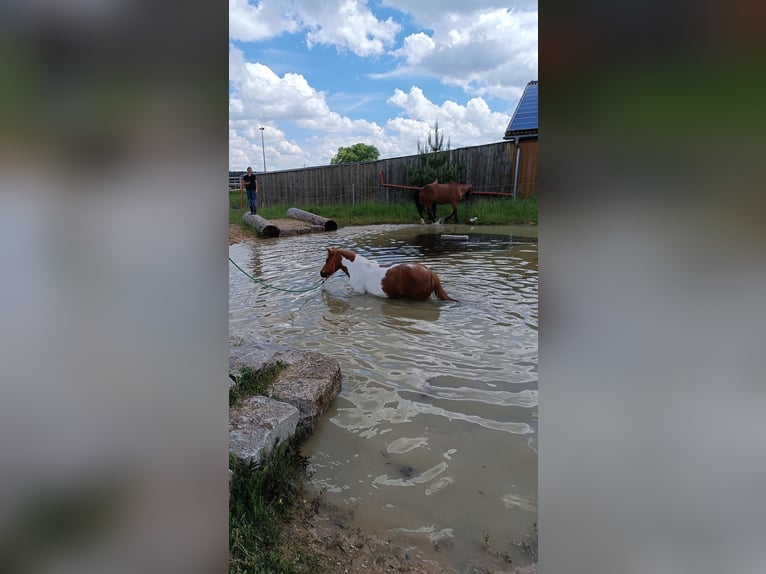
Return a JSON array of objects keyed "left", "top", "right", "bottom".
[{"left": 229, "top": 0, "right": 538, "bottom": 171}]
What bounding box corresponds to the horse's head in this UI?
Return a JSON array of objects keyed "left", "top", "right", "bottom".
[
  {"left": 459, "top": 183, "right": 473, "bottom": 201},
  {"left": 320, "top": 248, "right": 350, "bottom": 278}
]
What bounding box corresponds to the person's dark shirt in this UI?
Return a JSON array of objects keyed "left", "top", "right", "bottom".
[{"left": 242, "top": 173, "right": 257, "bottom": 190}]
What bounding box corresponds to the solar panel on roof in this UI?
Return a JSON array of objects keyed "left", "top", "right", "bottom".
[{"left": 507, "top": 81, "right": 538, "bottom": 134}]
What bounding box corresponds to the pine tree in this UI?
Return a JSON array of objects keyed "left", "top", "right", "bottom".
[{"left": 406, "top": 121, "right": 465, "bottom": 186}]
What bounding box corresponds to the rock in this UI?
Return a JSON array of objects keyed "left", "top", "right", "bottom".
[
  {"left": 229, "top": 336, "right": 342, "bottom": 431},
  {"left": 269, "top": 350, "right": 342, "bottom": 431},
  {"left": 229, "top": 395, "right": 300, "bottom": 465},
  {"left": 229, "top": 335, "right": 302, "bottom": 375}
]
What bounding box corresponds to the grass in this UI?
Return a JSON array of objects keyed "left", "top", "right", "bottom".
[
  {"left": 229, "top": 363, "right": 317, "bottom": 573},
  {"left": 229, "top": 439, "right": 317, "bottom": 574},
  {"left": 229, "top": 193, "right": 537, "bottom": 227},
  {"left": 229, "top": 363, "right": 287, "bottom": 408}
]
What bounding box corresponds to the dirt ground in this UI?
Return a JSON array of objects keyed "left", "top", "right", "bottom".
[
  {"left": 229, "top": 219, "right": 319, "bottom": 245},
  {"left": 279, "top": 487, "right": 536, "bottom": 574},
  {"left": 280, "top": 491, "right": 450, "bottom": 573},
  {"left": 229, "top": 224, "right": 256, "bottom": 245}
]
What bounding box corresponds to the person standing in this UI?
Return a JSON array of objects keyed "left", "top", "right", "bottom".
[{"left": 241, "top": 167, "right": 258, "bottom": 215}]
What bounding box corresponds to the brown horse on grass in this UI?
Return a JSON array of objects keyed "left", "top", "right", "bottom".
[{"left": 414, "top": 181, "right": 472, "bottom": 223}]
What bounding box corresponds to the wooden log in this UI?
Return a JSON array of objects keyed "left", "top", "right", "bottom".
[
  {"left": 243, "top": 213, "right": 280, "bottom": 238},
  {"left": 286, "top": 207, "right": 338, "bottom": 231},
  {"left": 279, "top": 224, "right": 325, "bottom": 237}
]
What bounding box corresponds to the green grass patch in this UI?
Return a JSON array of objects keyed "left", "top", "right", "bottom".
[
  {"left": 230, "top": 363, "right": 287, "bottom": 408},
  {"left": 460, "top": 195, "right": 537, "bottom": 225},
  {"left": 229, "top": 193, "right": 537, "bottom": 227},
  {"left": 230, "top": 205, "right": 288, "bottom": 225},
  {"left": 287, "top": 201, "right": 417, "bottom": 225},
  {"left": 229, "top": 364, "right": 317, "bottom": 573},
  {"left": 229, "top": 438, "right": 316, "bottom": 574}
]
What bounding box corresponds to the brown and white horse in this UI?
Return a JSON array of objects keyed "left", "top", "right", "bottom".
[
  {"left": 320, "top": 248, "right": 458, "bottom": 302},
  {"left": 415, "top": 181, "right": 473, "bottom": 223}
]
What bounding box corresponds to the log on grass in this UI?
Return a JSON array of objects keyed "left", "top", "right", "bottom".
[
  {"left": 243, "top": 213, "right": 280, "bottom": 238},
  {"left": 286, "top": 207, "right": 338, "bottom": 231}
]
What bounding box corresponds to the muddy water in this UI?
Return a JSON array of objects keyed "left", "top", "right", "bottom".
[{"left": 229, "top": 224, "right": 538, "bottom": 571}]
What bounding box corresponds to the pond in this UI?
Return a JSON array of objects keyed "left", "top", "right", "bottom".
[{"left": 229, "top": 223, "right": 538, "bottom": 571}]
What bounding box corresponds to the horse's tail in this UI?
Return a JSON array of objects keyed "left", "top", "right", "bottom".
[{"left": 431, "top": 271, "right": 458, "bottom": 302}]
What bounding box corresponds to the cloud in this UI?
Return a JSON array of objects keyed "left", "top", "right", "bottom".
[
  {"left": 229, "top": 42, "right": 512, "bottom": 169},
  {"left": 230, "top": 44, "right": 390, "bottom": 168},
  {"left": 230, "top": 0, "right": 401, "bottom": 57},
  {"left": 378, "top": 8, "right": 537, "bottom": 100},
  {"left": 229, "top": 0, "right": 301, "bottom": 42},
  {"left": 302, "top": 0, "right": 401, "bottom": 57},
  {"left": 229, "top": 45, "right": 333, "bottom": 121},
  {"left": 386, "top": 86, "right": 511, "bottom": 151},
  {"left": 380, "top": 0, "right": 537, "bottom": 24}
]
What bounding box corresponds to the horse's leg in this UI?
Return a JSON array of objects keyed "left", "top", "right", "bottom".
[
  {"left": 414, "top": 189, "right": 427, "bottom": 221},
  {"left": 445, "top": 201, "right": 458, "bottom": 223},
  {"left": 423, "top": 201, "right": 434, "bottom": 222}
]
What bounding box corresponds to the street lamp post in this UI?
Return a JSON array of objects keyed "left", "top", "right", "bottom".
[{"left": 259, "top": 126, "right": 266, "bottom": 172}]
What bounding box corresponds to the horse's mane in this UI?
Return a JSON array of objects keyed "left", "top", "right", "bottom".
[{"left": 329, "top": 247, "right": 357, "bottom": 261}]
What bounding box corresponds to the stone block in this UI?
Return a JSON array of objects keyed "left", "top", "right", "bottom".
[
  {"left": 229, "top": 396, "right": 300, "bottom": 465},
  {"left": 269, "top": 350, "right": 342, "bottom": 431}
]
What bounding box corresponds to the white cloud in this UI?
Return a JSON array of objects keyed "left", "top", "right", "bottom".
[
  {"left": 302, "top": 0, "right": 401, "bottom": 57},
  {"left": 229, "top": 44, "right": 391, "bottom": 168},
  {"left": 229, "top": 45, "right": 332, "bottom": 121},
  {"left": 380, "top": 0, "right": 537, "bottom": 24},
  {"left": 380, "top": 8, "right": 537, "bottom": 101},
  {"left": 397, "top": 33, "right": 434, "bottom": 65},
  {"left": 229, "top": 45, "right": 513, "bottom": 169},
  {"left": 229, "top": 0, "right": 301, "bottom": 42},
  {"left": 230, "top": 0, "right": 401, "bottom": 57},
  {"left": 386, "top": 86, "right": 510, "bottom": 151},
  {"left": 230, "top": 2, "right": 537, "bottom": 98}
]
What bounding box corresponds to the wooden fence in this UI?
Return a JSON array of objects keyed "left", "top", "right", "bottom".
[{"left": 229, "top": 139, "right": 537, "bottom": 207}]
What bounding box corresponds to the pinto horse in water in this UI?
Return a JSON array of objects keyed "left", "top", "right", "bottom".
[
  {"left": 320, "top": 248, "right": 457, "bottom": 302},
  {"left": 414, "top": 181, "right": 473, "bottom": 223}
]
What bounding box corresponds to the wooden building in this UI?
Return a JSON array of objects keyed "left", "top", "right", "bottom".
[{"left": 503, "top": 80, "right": 538, "bottom": 198}]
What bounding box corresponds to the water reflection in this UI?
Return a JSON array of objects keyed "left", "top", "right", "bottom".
[
  {"left": 380, "top": 298, "right": 441, "bottom": 322},
  {"left": 319, "top": 290, "right": 351, "bottom": 315},
  {"left": 411, "top": 231, "right": 529, "bottom": 254},
  {"left": 229, "top": 224, "right": 538, "bottom": 571}
]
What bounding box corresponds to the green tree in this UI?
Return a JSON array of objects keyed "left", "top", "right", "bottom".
[
  {"left": 406, "top": 121, "right": 465, "bottom": 186},
  {"left": 330, "top": 143, "right": 380, "bottom": 164}
]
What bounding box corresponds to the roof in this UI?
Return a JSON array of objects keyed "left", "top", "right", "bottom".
[{"left": 504, "top": 80, "right": 538, "bottom": 138}]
